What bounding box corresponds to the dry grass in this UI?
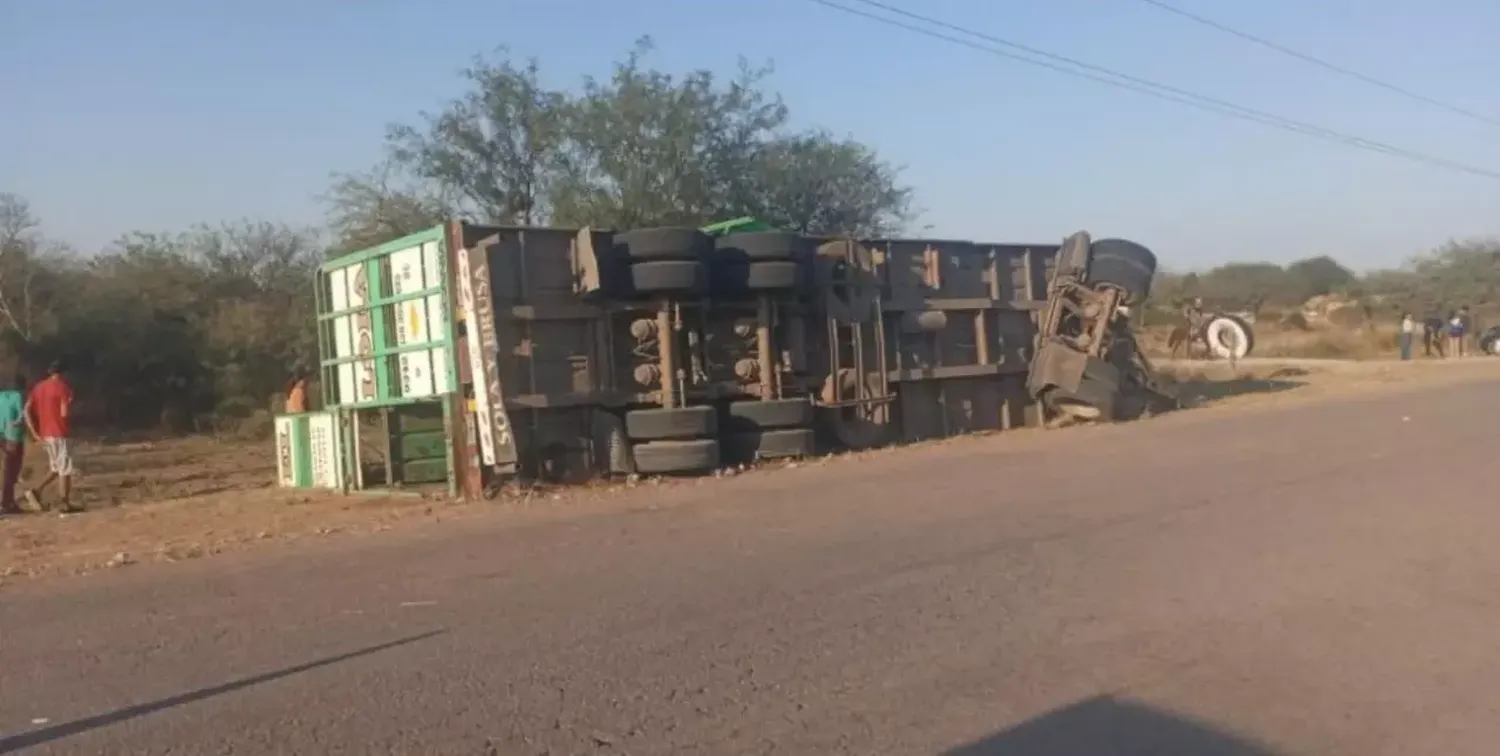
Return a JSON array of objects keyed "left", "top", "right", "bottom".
[
  {"left": 1140, "top": 322, "right": 1404, "bottom": 360},
  {"left": 1252, "top": 324, "right": 1400, "bottom": 359}
]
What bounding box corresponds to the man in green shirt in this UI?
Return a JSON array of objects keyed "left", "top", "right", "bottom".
[{"left": 0, "top": 374, "right": 26, "bottom": 513}]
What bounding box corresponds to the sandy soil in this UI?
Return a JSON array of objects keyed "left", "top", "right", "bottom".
[{"left": 3, "top": 356, "right": 1498, "bottom": 581}]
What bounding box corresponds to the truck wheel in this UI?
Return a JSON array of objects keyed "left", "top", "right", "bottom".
[
  {"left": 613, "top": 227, "right": 711, "bottom": 262},
  {"left": 726, "top": 428, "right": 815, "bottom": 462},
  {"left": 1087, "top": 239, "right": 1157, "bottom": 304},
  {"left": 627, "top": 261, "right": 708, "bottom": 296},
  {"left": 715, "top": 261, "right": 801, "bottom": 295},
  {"left": 633, "top": 439, "right": 720, "bottom": 474},
  {"left": 745, "top": 261, "right": 801, "bottom": 290},
  {"left": 714, "top": 231, "right": 810, "bottom": 262},
  {"left": 624, "top": 406, "right": 717, "bottom": 441},
  {"left": 726, "top": 398, "right": 813, "bottom": 431}
]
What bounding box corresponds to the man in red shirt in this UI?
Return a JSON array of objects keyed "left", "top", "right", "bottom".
[{"left": 24, "top": 361, "right": 78, "bottom": 513}]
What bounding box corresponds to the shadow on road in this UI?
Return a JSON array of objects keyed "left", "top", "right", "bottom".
[
  {"left": 0, "top": 629, "right": 446, "bottom": 754},
  {"left": 942, "top": 695, "right": 1282, "bottom": 756},
  {"left": 1174, "top": 366, "right": 1310, "bottom": 405}
]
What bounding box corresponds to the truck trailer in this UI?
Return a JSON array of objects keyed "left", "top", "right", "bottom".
[{"left": 272, "top": 222, "right": 1173, "bottom": 498}]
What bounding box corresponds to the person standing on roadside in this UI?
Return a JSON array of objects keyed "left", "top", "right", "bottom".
[
  {"left": 0, "top": 374, "right": 26, "bottom": 514},
  {"left": 1399, "top": 312, "right": 1415, "bottom": 361},
  {"left": 1447, "top": 310, "right": 1467, "bottom": 358},
  {"left": 23, "top": 361, "right": 78, "bottom": 513},
  {"left": 1423, "top": 312, "right": 1445, "bottom": 357},
  {"left": 1459, "top": 306, "right": 1473, "bottom": 356}
]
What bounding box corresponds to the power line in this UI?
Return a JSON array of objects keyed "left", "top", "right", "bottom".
[
  {"left": 806, "top": 0, "right": 1500, "bottom": 181},
  {"left": 1132, "top": 0, "right": 1500, "bottom": 129}
]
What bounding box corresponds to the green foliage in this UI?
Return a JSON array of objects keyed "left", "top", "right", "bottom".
[
  {"left": 324, "top": 161, "right": 450, "bottom": 254},
  {"left": 0, "top": 199, "right": 321, "bottom": 432},
  {"left": 1147, "top": 240, "right": 1500, "bottom": 320},
  {"left": 379, "top": 38, "right": 914, "bottom": 235},
  {"left": 1284, "top": 255, "right": 1355, "bottom": 300}
]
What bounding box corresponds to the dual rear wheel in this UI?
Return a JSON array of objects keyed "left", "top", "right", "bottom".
[{"left": 619, "top": 398, "right": 817, "bottom": 475}]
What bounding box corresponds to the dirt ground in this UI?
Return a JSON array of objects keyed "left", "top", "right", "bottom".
[{"left": 4, "top": 356, "right": 1499, "bottom": 582}]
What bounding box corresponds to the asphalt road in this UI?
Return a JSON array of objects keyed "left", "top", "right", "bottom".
[{"left": 2, "top": 377, "right": 1498, "bottom": 755}]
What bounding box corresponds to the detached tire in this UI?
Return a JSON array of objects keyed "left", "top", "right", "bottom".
[
  {"left": 714, "top": 231, "right": 810, "bottom": 262},
  {"left": 1203, "top": 314, "right": 1255, "bottom": 360},
  {"left": 1087, "top": 239, "right": 1157, "bottom": 304},
  {"left": 726, "top": 428, "right": 815, "bottom": 461},
  {"left": 627, "top": 261, "right": 707, "bottom": 297},
  {"left": 613, "top": 227, "right": 711, "bottom": 262},
  {"left": 633, "top": 439, "right": 720, "bottom": 474},
  {"left": 624, "top": 406, "right": 717, "bottom": 441},
  {"left": 726, "top": 398, "right": 814, "bottom": 431}
]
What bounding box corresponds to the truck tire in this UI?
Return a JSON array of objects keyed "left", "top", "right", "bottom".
[
  {"left": 726, "top": 398, "right": 814, "bottom": 431},
  {"left": 714, "top": 231, "right": 810, "bottom": 262},
  {"left": 1203, "top": 314, "right": 1255, "bottom": 360},
  {"left": 726, "top": 428, "right": 815, "bottom": 461},
  {"left": 633, "top": 439, "right": 720, "bottom": 474},
  {"left": 715, "top": 261, "right": 801, "bottom": 295},
  {"left": 613, "top": 227, "right": 711, "bottom": 262},
  {"left": 624, "top": 406, "right": 717, "bottom": 441},
  {"left": 1087, "top": 239, "right": 1157, "bottom": 304},
  {"left": 627, "top": 261, "right": 708, "bottom": 297}
]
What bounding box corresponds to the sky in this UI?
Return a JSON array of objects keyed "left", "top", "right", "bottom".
[{"left": 3, "top": 0, "right": 1498, "bottom": 271}]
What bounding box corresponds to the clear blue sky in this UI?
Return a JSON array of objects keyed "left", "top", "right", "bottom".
[{"left": 4, "top": 0, "right": 1497, "bottom": 270}]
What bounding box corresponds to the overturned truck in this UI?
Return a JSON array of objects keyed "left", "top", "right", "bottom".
[{"left": 272, "top": 222, "right": 1175, "bottom": 497}]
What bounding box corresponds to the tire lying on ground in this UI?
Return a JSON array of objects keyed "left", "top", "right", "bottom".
[
  {"left": 632, "top": 439, "right": 721, "bottom": 474},
  {"left": 1086, "top": 239, "right": 1157, "bottom": 304},
  {"left": 1203, "top": 314, "right": 1255, "bottom": 360},
  {"left": 725, "top": 398, "right": 814, "bottom": 431},
  {"left": 624, "top": 406, "right": 717, "bottom": 441},
  {"left": 613, "top": 227, "right": 711, "bottom": 262},
  {"left": 724, "top": 428, "right": 815, "bottom": 461}
]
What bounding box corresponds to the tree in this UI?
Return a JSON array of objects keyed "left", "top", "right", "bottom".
[
  {"left": 325, "top": 161, "right": 451, "bottom": 253},
  {"left": 740, "top": 130, "right": 914, "bottom": 236},
  {"left": 387, "top": 52, "right": 571, "bottom": 225},
  {"left": 1285, "top": 255, "right": 1355, "bottom": 301},
  {"left": 1193, "top": 262, "right": 1296, "bottom": 309},
  {"left": 0, "top": 193, "right": 64, "bottom": 344},
  {"left": 379, "top": 40, "right": 914, "bottom": 235},
  {"left": 551, "top": 38, "right": 790, "bottom": 228},
  {"left": 1409, "top": 238, "right": 1500, "bottom": 306}
]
